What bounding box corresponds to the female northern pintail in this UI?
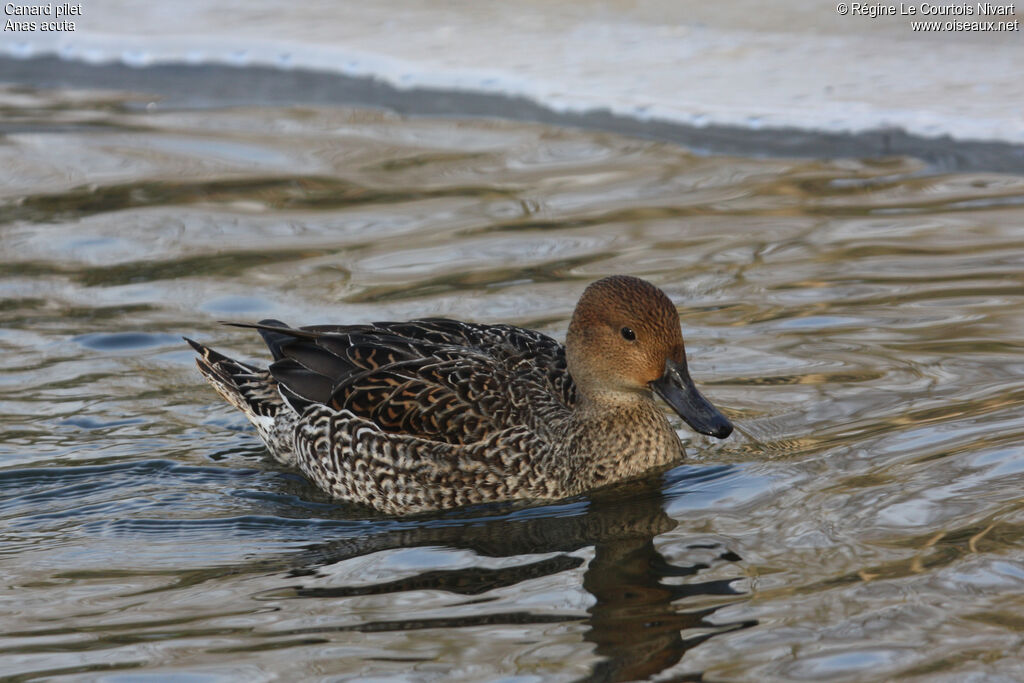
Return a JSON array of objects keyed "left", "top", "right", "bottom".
[{"left": 188, "top": 275, "right": 733, "bottom": 514}]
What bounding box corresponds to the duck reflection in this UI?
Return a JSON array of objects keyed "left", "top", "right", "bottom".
[
  {"left": 270, "top": 471, "right": 755, "bottom": 681},
  {"left": 581, "top": 518, "right": 748, "bottom": 682}
]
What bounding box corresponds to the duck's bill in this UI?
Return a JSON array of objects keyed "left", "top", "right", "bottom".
[{"left": 651, "top": 359, "right": 733, "bottom": 439}]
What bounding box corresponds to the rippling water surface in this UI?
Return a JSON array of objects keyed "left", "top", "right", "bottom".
[{"left": 2, "top": 86, "right": 1024, "bottom": 682}]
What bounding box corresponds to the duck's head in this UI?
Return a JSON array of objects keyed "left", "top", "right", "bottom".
[{"left": 565, "top": 275, "right": 733, "bottom": 439}]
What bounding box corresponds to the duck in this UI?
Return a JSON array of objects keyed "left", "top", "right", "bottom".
[{"left": 187, "top": 275, "right": 733, "bottom": 515}]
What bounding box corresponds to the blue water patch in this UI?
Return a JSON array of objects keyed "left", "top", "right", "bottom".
[
  {"left": 0, "top": 459, "right": 180, "bottom": 492},
  {"left": 199, "top": 296, "right": 273, "bottom": 314},
  {"left": 787, "top": 647, "right": 916, "bottom": 678},
  {"left": 663, "top": 464, "right": 736, "bottom": 489},
  {"left": 81, "top": 514, "right": 379, "bottom": 538},
  {"left": 662, "top": 462, "right": 801, "bottom": 516},
  {"left": 0, "top": 459, "right": 258, "bottom": 493},
  {"left": 60, "top": 416, "right": 146, "bottom": 430},
  {"left": 73, "top": 332, "right": 181, "bottom": 352},
  {"left": 65, "top": 236, "right": 121, "bottom": 248}
]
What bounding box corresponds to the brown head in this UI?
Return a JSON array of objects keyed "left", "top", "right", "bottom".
[{"left": 565, "top": 275, "right": 733, "bottom": 438}]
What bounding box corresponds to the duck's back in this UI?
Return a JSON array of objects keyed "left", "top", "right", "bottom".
[{"left": 256, "top": 318, "right": 576, "bottom": 445}]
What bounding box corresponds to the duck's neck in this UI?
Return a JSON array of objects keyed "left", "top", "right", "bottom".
[{"left": 562, "top": 389, "right": 685, "bottom": 490}]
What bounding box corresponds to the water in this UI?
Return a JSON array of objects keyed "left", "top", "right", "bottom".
[{"left": 2, "top": 85, "right": 1024, "bottom": 681}]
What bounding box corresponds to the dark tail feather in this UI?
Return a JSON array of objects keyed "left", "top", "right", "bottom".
[
  {"left": 219, "top": 319, "right": 314, "bottom": 361},
  {"left": 256, "top": 319, "right": 292, "bottom": 361},
  {"left": 185, "top": 336, "right": 260, "bottom": 373},
  {"left": 185, "top": 336, "right": 232, "bottom": 365}
]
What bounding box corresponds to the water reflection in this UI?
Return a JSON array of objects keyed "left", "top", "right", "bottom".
[
  {"left": 582, "top": 532, "right": 749, "bottom": 682},
  {"left": 259, "top": 479, "right": 753, "bottom": 681}
]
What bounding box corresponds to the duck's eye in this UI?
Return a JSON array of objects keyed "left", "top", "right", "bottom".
[{"left": 620, "top": 326, "right": 636, "bottom": 342}]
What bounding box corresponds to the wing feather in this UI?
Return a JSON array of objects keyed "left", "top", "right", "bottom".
[{"left": 237, "top": 318, "right": 573, "bottom": 444}]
